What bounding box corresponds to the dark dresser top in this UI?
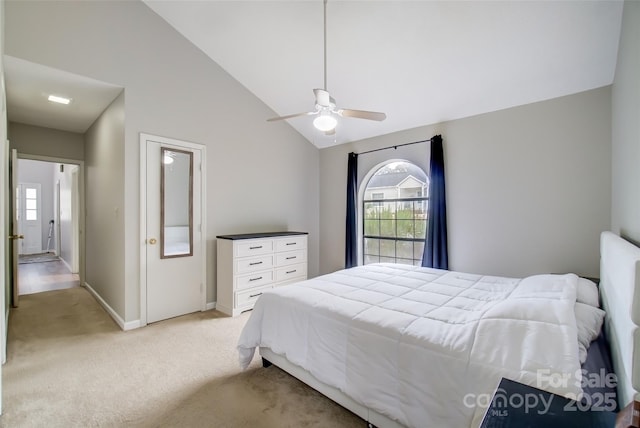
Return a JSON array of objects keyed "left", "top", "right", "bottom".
[{"left": 216, "top": 231, "right": 308, "bottom": 240}]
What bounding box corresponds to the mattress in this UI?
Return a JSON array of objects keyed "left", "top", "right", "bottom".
[{"left": 238, "top": 263, "right": 584, "bottom": 428}]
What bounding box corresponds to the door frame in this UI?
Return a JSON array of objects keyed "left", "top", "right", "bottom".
[
  {"left": 16, "top": 154, "right": 86, "bottom": 284},
  {"left": 139, "top": 133, "right": 207, "bottom": 327}
]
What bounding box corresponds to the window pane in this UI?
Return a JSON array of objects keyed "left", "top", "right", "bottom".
[
  {"left": 26, "top": 199, "right": 37, "bottom": 210},
  {"left": 415, "top": 218, "right": 427, "bottom": 239},
  {"left": 397, "top": 241, "right": 414, "bottom": 260},
  {"left": 364, "top": 238, "right": 379, "bottom": 256},
  {"left": 380, "top": 202, "right": 395, "bottom": 219},
  {"left": 364, "top": 254, "right": 379, "bottom": 265},
  {"left": 380, "top": 256, "right": 396, "bottom": 263},
  {"left": 416, "top": 200, "right": 428, "bottom": 215},
  {"left": 414, "top": 242, "right": 425, "bottom": 260},
  {"left": 380, "top": 240, "right": 395, "bottom": 258},
  {"left": 379, "top": 220, "right": 395, "bottom": 238},
  {"left": 26, "top": 188, "right": 37, "bottom": 199},
  {"left": 364, "top": 220, "right": 379, "bottom": 236},
  {"left": 396, "top": 220, "right": 414, "bottom": 238},
  {"left": 26, "top": 210, "right": 37, "bottom": 221},
  {"left": 364, "top": 202, "right": 380, "bottom": 219},
  {"left": 395, "top": 258, "right": 415, "bottom": 266}
]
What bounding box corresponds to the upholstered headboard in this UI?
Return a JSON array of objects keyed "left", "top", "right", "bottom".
[{"left": 600, "top": 231, "right": 640, "bottom": 407}]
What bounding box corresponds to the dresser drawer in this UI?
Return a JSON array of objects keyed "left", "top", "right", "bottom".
[
  {"left": 274, "top": 236, "right": 306, "bottom": 252},
  {"left": 235, "top": 255, "right": 274, "bottom": 274},
  {"left": 236, "top": 285, "right": 271, "bottom": 309},
  {"left": 236, "top": 270, "right": 273, "bottom": 290},
  {"left": 275, "top": 250, "right": 306, "bottom": 267},
  {"left": 235, "top": 240, "right": 273, "bottom": 257},
  {"left": 275, "top": 263, "right": 307, "bottom": 282}
]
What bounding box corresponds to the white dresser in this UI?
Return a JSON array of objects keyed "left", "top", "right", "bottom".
[{"left": 216, "top": 232, "right": 308, "bottom": 317}]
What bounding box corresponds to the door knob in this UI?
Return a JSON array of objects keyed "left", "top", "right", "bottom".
[
  {"left": 148, "top": 238, "right": 157, "bottom": 245},
  {"left": 9, "top": 235, "right": 24, "bottom": 240}
]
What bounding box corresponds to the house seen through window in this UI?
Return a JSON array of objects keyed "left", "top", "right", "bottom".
[{"left": 363, "top": 161, "right": 428, "bottom": 266}]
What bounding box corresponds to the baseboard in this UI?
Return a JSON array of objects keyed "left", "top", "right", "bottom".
[
  {"left": 205, "top": 301, "right": 216, "bottom": 311},
  {"left": 83, "top": 282, "right": 140, "bottom": 331}
]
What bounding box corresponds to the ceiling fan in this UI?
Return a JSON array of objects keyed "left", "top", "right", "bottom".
[{"left": 267, "top": 0, "right": 386, "bottom": 135}]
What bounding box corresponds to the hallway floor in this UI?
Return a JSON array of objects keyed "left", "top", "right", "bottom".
[{"left": 18, "top": 256, "right": 80, "bottom": 295}]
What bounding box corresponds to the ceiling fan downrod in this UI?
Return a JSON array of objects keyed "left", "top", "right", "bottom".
[
  {"left": 323, "top": 0, "right": 328, "bottom": 92},
  {"left": 266, "top": 0, "right": 386, "bottom": 130}
]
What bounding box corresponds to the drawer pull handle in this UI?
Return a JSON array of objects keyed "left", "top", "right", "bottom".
[
  {"left": 249, "top": 261, "right": 263, "bottom": 266},
  {"left": 286, "top": 242, "right": 296, "bottom": 246},
  {"left": 249, "top": 245, "right": 263, "bottom": 250},
  {"left": 249, "top": 276, "right": 263, "bottom": 282},
  {"left": 286, "top": 256, "right": 296, "bottom": 260},
  {"left": 286, "top": 270, "right": 297, "bottom": 274},
  {"left": 249, "top": 293, "right": 263, "bottom": 298}
]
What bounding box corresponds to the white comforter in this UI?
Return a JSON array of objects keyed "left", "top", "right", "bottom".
[{"left": 237, "top": 263, "right": 583, "bottom": 428}]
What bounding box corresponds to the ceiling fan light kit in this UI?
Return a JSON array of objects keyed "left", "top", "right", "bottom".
[
  {"left": 313, "top": 111, "right": 337, "bottom": 132},
  {"left": 267, "top": 0, "right": 386, "bottom": 134}
]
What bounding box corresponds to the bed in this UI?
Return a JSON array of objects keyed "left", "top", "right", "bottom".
[{"left": 237, "top": 231, "right": 639, "bottom": 427}]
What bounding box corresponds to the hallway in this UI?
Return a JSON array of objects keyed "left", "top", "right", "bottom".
[{"left": 18, "top": 255, "right": 79, "bottom": 295}]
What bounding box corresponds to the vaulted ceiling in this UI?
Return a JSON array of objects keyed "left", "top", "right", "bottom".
[
  {"left": 144, "top": 0, "right": 624, "bottom": 148},
  {"left": 4, "top": 1, "right": 624, "bottom": 149}
]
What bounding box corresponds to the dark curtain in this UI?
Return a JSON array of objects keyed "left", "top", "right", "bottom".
[
  {"left": 422, "top": 135, "right": 449, "bottom": 269},
  {"left": 345, "top": 152, "right": 358, "bottom": 268}
]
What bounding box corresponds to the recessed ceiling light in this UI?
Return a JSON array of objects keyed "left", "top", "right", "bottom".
[{"left": 48, "top": 95, "right": 71, "bottom": 105}]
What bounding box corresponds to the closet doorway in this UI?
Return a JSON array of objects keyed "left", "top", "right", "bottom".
[{"left": 15, "top": 156, "right": 83, "bottom": 297}]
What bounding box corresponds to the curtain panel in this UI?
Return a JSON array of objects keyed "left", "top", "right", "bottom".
[
  {"left": 422, "top": 135, "right": 449, "bottom": 269},
  {"left": 345, "top": 152, "right": 358, "bottom": 268}
]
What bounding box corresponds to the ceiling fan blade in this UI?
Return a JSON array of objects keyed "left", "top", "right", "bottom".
[
  {"left": 338, "top": 109, "right": 387, "bottom": 121},
  {"left": 267, "top": 111, "right": 317, "bottom": 122},
  {"left": 313, "top": 89, "right": 331, "bottom": 107}
]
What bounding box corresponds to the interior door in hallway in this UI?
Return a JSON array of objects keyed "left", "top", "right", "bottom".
[{"left": 143, "top": 135, "right": 206, "bottom": 324}]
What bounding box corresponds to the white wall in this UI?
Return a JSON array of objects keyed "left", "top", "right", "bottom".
[
  {"left": 611, "top": 1, "right": 640, "bottom": 245},
  {"left": 8, "top": 122, "right": 84, "bottom": 161},
  {"left": 320, "top": 87, "right": 612, "bottom": 278},
  {"left": 17, "top": 159, "right": 56, "bottom": 252},
  {"left": 84, "top": 91, "right": 125, "bottom": 318},
  {"left": 5, "top": 0, "right": 320, "bottom": 323}
]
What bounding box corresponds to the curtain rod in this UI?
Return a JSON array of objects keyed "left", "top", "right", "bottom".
[{"left": 356, "top": 134, "right": 441, "bottom": 156}]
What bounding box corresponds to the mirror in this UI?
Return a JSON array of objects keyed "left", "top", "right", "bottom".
[{"left": 161, "top": 147, "right": 193, "bottom": 258}]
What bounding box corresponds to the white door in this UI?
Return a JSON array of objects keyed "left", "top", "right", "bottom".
[
  {"left": 10, "top": 150, "right": 20, "bottom": 307},
  {"left": 17, "top": 183, "right": 42, "bottom": 255},
  {"left": 142, "top": 134, "right": 206, "bottom": 324}
]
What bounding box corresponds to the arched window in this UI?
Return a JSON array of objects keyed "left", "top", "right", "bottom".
[{"left": 362, "top": 161, "right": 428, "bottom": 266}]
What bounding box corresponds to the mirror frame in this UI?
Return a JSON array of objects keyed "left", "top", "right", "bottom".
[{"left": 160, "top": 147, "right": 194, "bottom": 259}]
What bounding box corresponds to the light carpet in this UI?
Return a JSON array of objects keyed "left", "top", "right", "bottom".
[{"left": 1, "top": 287, "right": 363, "bottom": 427}]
